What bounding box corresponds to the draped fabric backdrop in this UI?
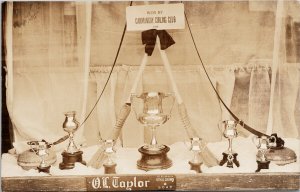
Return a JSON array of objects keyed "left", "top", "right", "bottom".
[{"left": 4, "top": 1, "right": 300, "bottom": 152}]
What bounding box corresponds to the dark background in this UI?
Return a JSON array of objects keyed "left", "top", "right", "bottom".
[{"left": 2, "top": 2, "right": 13, "bottom": 154}]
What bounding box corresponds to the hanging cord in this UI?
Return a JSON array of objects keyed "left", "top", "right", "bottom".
[
  {"left": 78, "top": 1, "right": 133, "bottom": 129},
  {"left": 184, "top": 10, "right": 268, "bottom": 138}
]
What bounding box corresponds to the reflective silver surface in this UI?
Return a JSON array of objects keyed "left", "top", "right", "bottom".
[
  {"left": 63, "top": 111, "right": 80, "bottom": 154},
  {"left": 29, "top": 141, "right": 50, "bottom": 169},
  {"left": 131, "top": 92, "right": 174, "bottom": 151},
  {"left": 221, "top": 120, "right": 238, "bottom": 154}
]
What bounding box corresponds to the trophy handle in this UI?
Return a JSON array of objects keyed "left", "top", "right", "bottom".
[
  {"left": 183, "top": 139, "right": 192, "bottom": 150},
  {"left": 164, "top": 92, "right": 175, "bottom": 118},
  {"left": 190, "top": 137, "right": 202, "bottom": 150},
  {"left": 27, "top": 141, "right": 48, "bottom": 156},
  {"left": 27, "top": 141, "right": 39, "bottom": 154},
  {"left": 27, "top": 141, "right": 39, "bottom": 146},
  {"left": 268, "top": 135, "right": 277, "bottom": 148},
  {"left": 252, "top": 136, "right": 260, "bottom": 148}
]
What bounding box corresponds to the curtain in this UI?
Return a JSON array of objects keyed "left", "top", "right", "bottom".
[
  {"left": 86, "top": 62, "right": 299, "bottom": 147},
  {"left": 248, "top": 64, "right": 271, "bottom": 134},
  {"left": 4, "top": 1, "right": 300, "bottom": 152},
  {"left": 6, "top": 2, "right": 91, "bottom": 152},
  {"left": 272, "top": 63, "right": 300, "bottom": 137}
]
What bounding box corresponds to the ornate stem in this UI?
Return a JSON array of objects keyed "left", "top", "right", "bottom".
[
  {"left": 192, "top": 151, "right": 201, "bottom": 163},
  {"left": 150, "top": 125, "right": 158, "bottom": 148},
  {"left": 228, "top": 138, "right": 233, "bottom": 153},
  {"left": 39, "top": 155, "right": 47, "bottom": 168},
  {"left": 67, "top": 132, "right": 78, "bottom": 153}
]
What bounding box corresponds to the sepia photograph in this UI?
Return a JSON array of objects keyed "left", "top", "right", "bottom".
[{"left": 1, "top": 1, "right": 300, "bottom": 191}]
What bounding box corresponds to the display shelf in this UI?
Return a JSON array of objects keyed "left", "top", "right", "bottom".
[{"left": 2, "top": 172, "right": 300, "bottom": 191}]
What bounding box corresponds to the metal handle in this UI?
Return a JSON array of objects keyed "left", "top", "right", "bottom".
[
  {"left": 269, "top": 135, "right": 277, "bottom": 147},
  {"left": 166, "top": 92, "right": 175, "bottom": 119},
  {"left": 252, "top": 136, "right": 260, "bottom": 148},
  {"left": 28, "top": 141, "right": 39, "bottom": 154}
]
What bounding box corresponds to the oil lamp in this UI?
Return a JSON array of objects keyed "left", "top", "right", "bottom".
[{"left": 265, "top": 133, "right": 297, "bottom": 166}]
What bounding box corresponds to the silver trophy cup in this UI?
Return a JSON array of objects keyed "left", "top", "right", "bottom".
[
  {"left": 219, "top": 120, "right": 240, "bottom": 168},
  {"left": 59, "top": 111, "right": 86, "bottom": 169},
  {"left": 253, "top": 135, "right": 271, "bottom": 172},
  {"left": 188, "top": 137, "right": 203, "bottom": 173},
  {"left": 28, "top": 141, "right": 51, "bottom": 173},
  {"left": 131, "top": 91, "right": 174, "bottom": 170},
  {"left": 103, "top": 139, "right": 117, "bottom": 174},
  {"left": 63, "top": 111, "right": 80, "bottom": 153}
]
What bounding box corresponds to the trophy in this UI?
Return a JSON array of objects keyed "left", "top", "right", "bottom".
[
  {"left": 103, "top": 139, "right": 117, "bottom": 174},
  {"left": 219, "top": 120, "right": 240, "bottom": 168},
  {"left": 131, "top": 92, "right": 174, "bottom": 171},
  {"left": 59, "top": 111, "right": 86, "bottom": 169},
  {"left": 265, "top": 133, "right": 297, "bottom": 165},
  {"left": 188, "top": 137, "right": 203, "bottom": 173},
  {"left": 253, "top": 136, "right": 270, "bottom": 172},
  {"left": 28, "top": 141, "right": 51, "bottom": 173}
]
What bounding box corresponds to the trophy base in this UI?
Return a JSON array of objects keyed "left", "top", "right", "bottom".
[
  {"left": 188, "top": 161, "right": 202, "bottom": 173},
  {"left": 59, "top": 151, "right": 86, "bottom": 170},
  {"left": 266, "top": 147, "right": 297, "bottom": 165},
  {"left": 137, "top": 145, "right": 172, "bottom": 171},
  {"left": 219, "top": 152, "right": 240, "bottom": 168},
  {"left": 37, "top": 165, "right": 51, "bottom": 173},
  {"left": 104, "top": 163, "right": 117, "bottom": 174},
  {"left": 255, "top": 160, "right": 270, "bottom": 172}
]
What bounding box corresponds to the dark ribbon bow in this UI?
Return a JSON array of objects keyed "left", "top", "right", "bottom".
[{"left": 141, "top": 29, "right": 175, "bottom": 56}]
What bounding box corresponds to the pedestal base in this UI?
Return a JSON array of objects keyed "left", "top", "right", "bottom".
[
  {"left": 189, "top": 161, "right": 202, "bottom": 173},
  {"left": 37, "top": 165, "right": 51, "bottom": 173},
  {"left": 104, "top": 163, "right": 116, "bottom": 174},
  {"left": 137, "top": 145, "right": 172, "bottom": 171},
  {"left": 255, "top": 160, "right": 270, "bottom": 172},
  {"left": 59, "top": 151, "right": 86, "bottom": 170},
  {"left": 219, "top": 152, "right": 240, "bottom": 168},
  {"left": 266, "top": 147, "right": 297, "bottom": 165}
]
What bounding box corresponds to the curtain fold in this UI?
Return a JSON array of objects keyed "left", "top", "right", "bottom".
[
  {"left": 8, "top": 2, "right": 91, "bottom": 153},
  {"left": 272, "top": 64, "right": 300, "bottom": 138},
  {"left": 214, "top": 67, "right": 236, "bottom": 121},
  {"left": 95, "top": 72, "right": 117, "bottom": 140},
  {"left": 74, "top": 2, "right": 92, "bottom": 145},
  {"left": 4, "top": 2, "right": 14, "bottom": 140},
  {"left": 248, "top": 66, "right": 271, "bottom": 134}
]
